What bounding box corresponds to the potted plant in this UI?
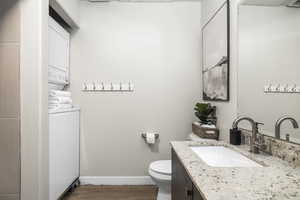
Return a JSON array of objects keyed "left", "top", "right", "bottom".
[
  {"left": 192, "top": 103, "right": 219, "bottom": 140},
  {"left": 194, "top": 103, "right": 216, "bottom": 125}
]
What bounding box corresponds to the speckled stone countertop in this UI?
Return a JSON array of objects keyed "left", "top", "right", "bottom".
[{"left": 171, "top": 140, "right": 300, "bottom": 200}]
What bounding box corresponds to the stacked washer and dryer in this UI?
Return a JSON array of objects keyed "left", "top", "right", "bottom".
[
  {"left": 48, "top": 16, "right": 80, "bottom": 200},
  {"left": 148, "top": 133, "right": 215, "bottom": 200}
]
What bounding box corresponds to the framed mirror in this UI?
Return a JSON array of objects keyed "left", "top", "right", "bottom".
[{"left": 237, "top": 2, "right": 300, "bottom": 143}]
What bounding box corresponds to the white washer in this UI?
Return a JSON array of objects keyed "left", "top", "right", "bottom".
[{"left": 149, "top": 160, "right": 171, "bottom": 200}]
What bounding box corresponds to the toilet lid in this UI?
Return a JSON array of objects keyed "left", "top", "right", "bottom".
[{"left": 150, "top": 160, "right": 171, "bottom": 175}]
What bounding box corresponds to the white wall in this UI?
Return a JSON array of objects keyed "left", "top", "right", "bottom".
[
  {"left": 202, "top": 0, "right": 227, "bottom": 25},
  {"left": 201, "top": 0, "right": 239, "bottom": 141},
  {"left": 70, "top": 1, "right": 202, "bottom": 176}
]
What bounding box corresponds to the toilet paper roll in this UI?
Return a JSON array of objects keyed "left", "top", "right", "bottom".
[{"left": 146, "top": 133, "right": 156, "bottom": 144}]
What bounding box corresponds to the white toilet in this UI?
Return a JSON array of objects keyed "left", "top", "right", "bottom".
[
  {"left": 149, "top": 160, "right": 172, "bottom": 200},
  {"left": 149, "top": 134, "right": 215, "bottom": 200}
]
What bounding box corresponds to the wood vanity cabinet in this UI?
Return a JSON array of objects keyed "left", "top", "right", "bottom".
[{"left": 172, "top": 149, "right": 204, "bottom": 200}]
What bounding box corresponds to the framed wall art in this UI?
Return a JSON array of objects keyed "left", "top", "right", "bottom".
[{"left": 202, "top": 1, "right": 230, "bottom": 101}]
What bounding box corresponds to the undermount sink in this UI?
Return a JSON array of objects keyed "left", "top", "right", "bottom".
[{"left": 190, "top": 146, "right": 262, "bottom": 167}]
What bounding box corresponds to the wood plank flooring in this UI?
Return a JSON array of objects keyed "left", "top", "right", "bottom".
[{"left": 63, "top": 185, "right": 158, "bottom": 200}]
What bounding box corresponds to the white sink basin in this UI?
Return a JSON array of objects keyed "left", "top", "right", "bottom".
[{"left": 190, "top": 146, "right": 262, "bottom": 167}]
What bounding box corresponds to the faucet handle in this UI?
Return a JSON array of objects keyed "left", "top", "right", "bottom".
[
  {"left": 286, "top": 134, "right": 290, "bottom": 142},
  {"left": 255, "top": 122, "right": 264, "bottom": 126},
  {"left": 255, "top": 122, "right": 264, "bottom": 130}
]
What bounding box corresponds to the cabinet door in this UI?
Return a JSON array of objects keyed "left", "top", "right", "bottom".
[
  {"left": 172, "top": 149, "right": 193, "bottom": 200},
  {"left": 48, "top": 16, "right": 70, "bottom": 84},
  {"left": 49, "top": 111, "right": 80, "bottom": 200},
  {"left": 49, "top": 16, "right": 70, "bottom": 71},
  {"left": 193, "top": 185, "right": 204, "bottom": 200}
]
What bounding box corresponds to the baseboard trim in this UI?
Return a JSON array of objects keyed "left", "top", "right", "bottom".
[
  {"left": 0, "top": 194, "right": 19, "bottom": 200},
  {"left": 79, "top": 176, "right": 155, "bottom": 186}
]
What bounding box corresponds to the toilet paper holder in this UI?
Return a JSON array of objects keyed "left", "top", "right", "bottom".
[{"left": 141, "top": 133, "right": 159, "bottom": 139}]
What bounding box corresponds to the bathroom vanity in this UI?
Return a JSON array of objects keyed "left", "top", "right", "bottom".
[
  {"left": 171, "top": 139, "right": 300, "bottom": 200},
  {"left": 172, "top": 149, "right": 203, "bottom": 200}
]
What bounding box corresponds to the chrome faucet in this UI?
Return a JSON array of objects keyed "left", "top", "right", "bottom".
[
  {"left": 232, "top": 116, "right": 263, "bottom": 154},
  {"left": 275, "top": 116, "right": 299, "bottom": 139}
]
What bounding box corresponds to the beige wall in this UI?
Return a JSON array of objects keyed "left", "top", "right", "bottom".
[
  {"left": 201, "top": 0, "right": 239, "bottom": 142},
  {"left": 70, "top": 1, "right": 202, "bottom": 176},
  {"left": 0, "top": 1, "right": 20, "bottom": 200}
]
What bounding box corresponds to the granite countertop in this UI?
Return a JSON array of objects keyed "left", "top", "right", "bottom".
[{"left": 171, "top": 140, "right": 300, "bottom": 200}]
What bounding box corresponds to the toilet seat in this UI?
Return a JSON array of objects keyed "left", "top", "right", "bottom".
[
  {"left": 150, "top": 160, "right": 171, "bottom": 175},
  {"left": 149, "top": 169, "right": 171, "bottom": 182},
  {"left": 149, "top": 160, "right": 171, "bottom": 181}
]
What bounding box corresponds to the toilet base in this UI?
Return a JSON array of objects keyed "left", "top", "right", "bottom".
[
  {"left": 156, "top": 181, "right": 171, "bottom": 200},
  {"left": 148, "top": 160, "right": 172, "bottom": 200},
  {"left": 157, "top": 190, "right": 171, "bottom": 200}
]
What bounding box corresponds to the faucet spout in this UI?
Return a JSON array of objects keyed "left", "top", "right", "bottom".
[
  {"left": 275, "top": 116, "right": 299, "bottom": 139},
  {"left": 232, "top": 116, "right": 256, "bottom": 130},
  {"left": 232, "top": 116, "right": 261, "bottom": 153}
]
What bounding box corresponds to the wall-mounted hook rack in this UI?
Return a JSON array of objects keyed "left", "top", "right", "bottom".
[
  {"left": 264, "top": 83, "right": 300, "bottom": 94},
  {"left": 82, "top": 81, "right": 134, "bottom": 92}
]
